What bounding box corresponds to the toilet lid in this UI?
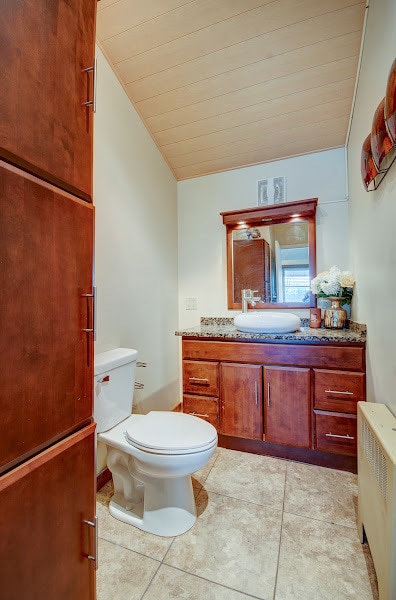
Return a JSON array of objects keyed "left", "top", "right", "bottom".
[{"left": 125, "top": 411, "right": 217, "bottom": 454}]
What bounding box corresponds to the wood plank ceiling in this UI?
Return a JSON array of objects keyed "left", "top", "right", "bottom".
[{"left": 96, "top": 0, "right": 366, "bottom": 180}]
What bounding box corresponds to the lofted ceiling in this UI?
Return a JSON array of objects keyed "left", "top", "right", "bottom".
[{"left": 96, "top": 0, "right": 366, "bottom": 180}]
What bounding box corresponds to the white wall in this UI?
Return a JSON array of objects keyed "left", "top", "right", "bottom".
[
  {"left": 94, "top": 46, "right": 179, "bottom": 421},
  {"left": 347, "top": 0, "right": 396, "bottom": 413},
  {"left": 178, "top": 149, "right": 349, "bottom": 328}
]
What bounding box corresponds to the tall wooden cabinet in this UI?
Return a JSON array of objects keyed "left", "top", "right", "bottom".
[
  {"left": 233, "top": 239, "right": 271, "bottom": 303},
  {"left": 0, "top": 1, "right": 97, "bottom": 598},
  {"left": 0, "top": 0, "right": 95, "bottom": 202}
]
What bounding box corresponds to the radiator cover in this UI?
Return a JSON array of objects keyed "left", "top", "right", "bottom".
[{"left": 358, "top": 402, "right": 396, "bottom": 600}]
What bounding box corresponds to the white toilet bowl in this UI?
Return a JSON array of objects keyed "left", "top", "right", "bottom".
[{"left": 98, "top": 411, "right": 217, "bottom": 537}]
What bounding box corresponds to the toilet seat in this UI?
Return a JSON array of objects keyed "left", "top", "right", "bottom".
[{"left": 125, "top": 411, "right": 217, "bottom": 455}]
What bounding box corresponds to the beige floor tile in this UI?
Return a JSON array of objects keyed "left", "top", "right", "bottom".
[
  {"left": 143, "top": 564, "right": 259, "bottom": 600},
  {"left": 284, "top": 461, "right": 358, "bottom": 527},
  {"left": 97, "top": 538, "right": 159, "bottom": 600},
  {"left": 275, "top": 512, "right": 375, "bottom": 600},
  {"left": 96, "top": 481, "right": 174, "bottom": 560},
  {"left": 204, "top": 447, "right": 286, "bottom": 509},
  {"left": 164, "top": 490, "right": 282, "bottom": 599}
]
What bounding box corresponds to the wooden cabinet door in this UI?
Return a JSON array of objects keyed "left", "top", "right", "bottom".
[
  {"left": 0, "top": 0, "right": 96, "bottom": 202},
  {"left": 0, "top": 162, "right": 94, "bottom": 473},
  {"left": 0, "top": 424, "right": 96, "bottom": 600},
  {"left": 220, "top": 363, "right": 262, "bottom": 440},
  {"left": 264, "top": 366, "right": 310, "bottom": 448}
]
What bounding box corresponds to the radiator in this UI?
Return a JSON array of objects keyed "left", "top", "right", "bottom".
[{"left": 358, "top": 402, "right": 396, "bottom": 600}]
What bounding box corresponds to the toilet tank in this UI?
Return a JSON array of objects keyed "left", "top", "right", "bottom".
[{"left": 94, "top": 348, "right": 138, "bottom": 433}]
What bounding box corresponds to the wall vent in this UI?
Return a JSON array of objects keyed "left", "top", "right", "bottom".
[{"left": 257, "top": 177, "right": 286, "bottom": 206}]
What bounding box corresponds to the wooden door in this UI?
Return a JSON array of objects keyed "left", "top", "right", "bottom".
[
  {"left": 0, "top": 161, "right": 94, "bottom": 473},
  {"left": 0, "top": 0, "right": 96, "bottom": 202},
  {"left": 264, "top": 366, "right": 310, "bottom": 447},
  {"left": 0, "top": 424, "right": 96, "bottom": 600},
  {"left": 220, "top": 363, "right": 262, "bottom": 440}
]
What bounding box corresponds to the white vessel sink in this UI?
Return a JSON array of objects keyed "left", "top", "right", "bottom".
[{"left": 234, "top": 312, "right": 301, "bottom": 334}]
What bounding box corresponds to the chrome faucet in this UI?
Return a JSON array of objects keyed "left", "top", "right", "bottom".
[{"left": 241, "top": 289, "right": 261, "bottom": 312}]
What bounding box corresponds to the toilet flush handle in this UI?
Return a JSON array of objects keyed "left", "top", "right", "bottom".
[{"left": 98, "top": 375, "right": 110, "bottom": 383}]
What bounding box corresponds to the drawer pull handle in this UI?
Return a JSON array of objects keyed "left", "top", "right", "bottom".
[
  {"left": 189, "top": 377, "right": 209, "bottom": 384},
  {"left": 189, "top": 412, "right": 209, "bottom": 418},
  {"left": 325, "top": 389, "right": 353, "bottom": 395},
  {"left": 83, "top": 516, "right": 98, "bottom": 569},
  {"left": 325, "top": 432, "right": 355, "bottom": 440}
]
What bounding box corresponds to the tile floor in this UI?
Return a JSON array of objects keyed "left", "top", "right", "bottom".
[{"left": 96, "top": 448, "right": 378, "bottom": 600}]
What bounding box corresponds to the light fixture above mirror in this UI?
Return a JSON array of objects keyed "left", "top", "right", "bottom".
[{"left": 221, "top": 198, "right": 317, "bottom": 310}]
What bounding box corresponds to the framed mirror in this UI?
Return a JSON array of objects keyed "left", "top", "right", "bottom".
[{"left": 221, "top": 198, "right": 317, "bottom": 310}]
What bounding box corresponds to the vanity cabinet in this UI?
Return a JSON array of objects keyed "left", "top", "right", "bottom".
[
  {"left": 312, "top": 369, "right": 365, "bottom": 456},
  {"left": 182, "top": 360, "right": 219, "bottom": 429},
  {"left": 264, "top": 366, "right": 310, "bottom": 448},
  {"left": 220, "top": 363, "right": 262, "bottom": 440},
  {"left": 181, "top": 338, "right": 366, "bottom": 471}
]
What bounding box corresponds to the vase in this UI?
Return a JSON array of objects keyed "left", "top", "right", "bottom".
[{"left": 324, "top": 297, "right": 347, "bottom": 329}]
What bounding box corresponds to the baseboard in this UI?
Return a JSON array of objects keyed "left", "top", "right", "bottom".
[{"left": 96, "top": 467, "right": 112, "bottom": 491}]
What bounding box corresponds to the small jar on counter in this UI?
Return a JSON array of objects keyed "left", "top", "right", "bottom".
[{"left": 309, "top": 308, "right": 322, "bottom": 328}]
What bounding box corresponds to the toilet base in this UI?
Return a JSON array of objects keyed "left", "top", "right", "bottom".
[{"left": 109, "top": 474, "right": 197, "bottom": 537}]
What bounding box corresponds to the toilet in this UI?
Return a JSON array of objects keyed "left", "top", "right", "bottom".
[{"left": 94, "top": 348, "right": 218, "bottom": 537}]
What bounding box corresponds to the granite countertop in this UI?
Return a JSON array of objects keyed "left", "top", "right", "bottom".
[{"left": 175, "top": 317, "right": 367, "bottom": 343}]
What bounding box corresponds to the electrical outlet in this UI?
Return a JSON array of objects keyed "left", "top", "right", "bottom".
[{"left": 185, "top": 297, "right": 198, "bottom": 310}]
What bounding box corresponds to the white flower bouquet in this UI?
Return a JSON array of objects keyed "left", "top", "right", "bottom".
[{"left": 310, "top": 265, "right": 355, "bottom": 305}]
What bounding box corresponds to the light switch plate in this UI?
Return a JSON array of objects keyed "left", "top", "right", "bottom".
[{"left": 185, "top": 297, "right": 198, "bottom": 310}]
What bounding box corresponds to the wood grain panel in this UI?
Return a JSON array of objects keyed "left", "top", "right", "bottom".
[
  {"left": 170, "top": 111, "right": 350, "bottom": 169},
  {"left": 162, "top": 97, "right": 352, "bottom": 158},
  {"left": 220, "top": 363, "right": 263, "bottom": 440},
  {"left": 96, "top": 0, "right": 366, "bottom": 180},
  {"left": 0, "top": 0, "right": 96, "bottom": 201},
  {"left": 173, "top": 127, "right": 348, "bottom": 179},
  {"left": 109, "top": 0, "right": 362, "bottom": 76},
  {"left": 183, "top": 395, "right": 219, "bottom": 429},
  {"left": 120, "top": 5, "right": 364, "bottom": 96},
  {"left": 137, "top": 31, "right": 361, "bottom": 118},
  {"left": 0, "top": 162, "right": 94, "bottom": 472},
  {"left": 97, "top": 0, "right": 190, "bottom": 38},
  {"left": 314, "top": 411, "right": 357, "bottom": 455},
  {"left": 313, "top": 370, "right": 365, "bottom": 413},
  {"left": 264, "top": 366, "right": 311, "bottom": 448},
  {"left": 147, "top": 57, "right": 357, "bottom": 132},
  {"left": 154, "top": 78, "right": 354, "bottom": 146},
  {"left": 99, "top": 0, "right": 271, "bottom": 59},
  {"left": 0, "top": 425, "right": 96, "bottom": 599},
  {"left": 183, "top": 360, "right": 219, "bottom": 396},
  {"left": 182, "top": 340, "right": 365, "bottom": 372}
]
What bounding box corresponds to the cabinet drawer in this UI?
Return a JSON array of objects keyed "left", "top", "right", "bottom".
[
  {"left": 183, "top": 361, "right": 219, "bottom": 396},
  {"left": 313, "top": 370, "right": 365, "bottom": 413},
  {"left": 183, "top": 395, "right": 219, "bottom": 430},
  {"left": 314, "top": 411, "right": 357, "bottom": 455}
]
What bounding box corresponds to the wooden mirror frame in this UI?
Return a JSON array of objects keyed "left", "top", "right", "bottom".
[{"left": 221, "top": 198, "right": 317, "bottom": 310}]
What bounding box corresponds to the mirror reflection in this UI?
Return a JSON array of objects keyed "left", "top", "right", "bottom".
[
  {"left": 232, "top": 221, "right": 309, "bottom": 304},
  {"left": 221, "top": 199, "right": 317, "bottom": 309}
]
